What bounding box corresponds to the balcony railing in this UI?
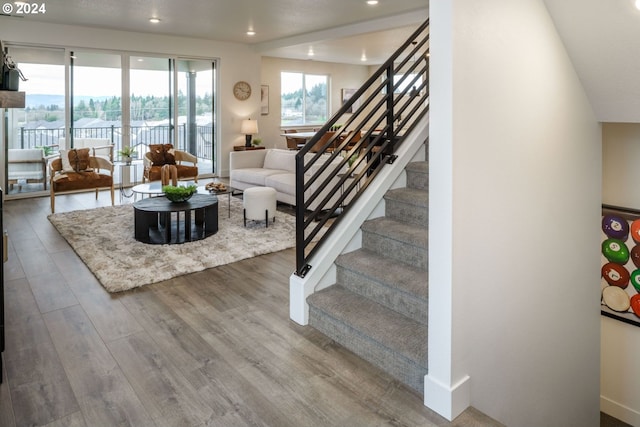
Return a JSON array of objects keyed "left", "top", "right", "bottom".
[{"left": 14, "top": 123, "right": 214, "bottom": 161}]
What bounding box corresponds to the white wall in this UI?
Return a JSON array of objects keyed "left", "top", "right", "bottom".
[
  {"left": 0, "top": 18, "right": 261, "bottom": 177},
  {"left": 259, "top": 56, "right": 370, "bottom": 149},
  {"left": 427, "top": 0, "right": 602, "bottom": 425},
  {"left": 601, "top": 123, "right": 640, "bottom": 426}
]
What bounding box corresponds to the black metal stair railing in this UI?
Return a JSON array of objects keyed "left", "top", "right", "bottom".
[{"left": 295, "top": 19, "right": 430, "bottom": 277}]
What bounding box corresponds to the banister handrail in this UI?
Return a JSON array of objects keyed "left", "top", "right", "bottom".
[{"left": 294, "top": 18, "right": 430, "bottom": 277}]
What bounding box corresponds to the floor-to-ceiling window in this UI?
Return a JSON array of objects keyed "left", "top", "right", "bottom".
[
  {"left": 3, "top": 46, "right": 65, "bottom": 196},
  {"left": 176, "top": 59, "right": 215, "bottom": 174},
  {"left": 3, "top": 45, "right": 218, "bottom": 198}
]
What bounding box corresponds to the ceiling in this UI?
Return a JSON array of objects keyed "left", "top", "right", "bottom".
[
  {"left": 0, "top": 0, "right": 428, "bottom": 65},
  {"left": 6, "top": 1, "right": 634, "bottom": 122},
  {"left": 544, "top": 0, "right": 640, "bottom": 122}
]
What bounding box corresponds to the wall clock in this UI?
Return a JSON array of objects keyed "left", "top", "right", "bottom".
[{"left": 233, "top": 81, "right": 251, "bottom": 100}]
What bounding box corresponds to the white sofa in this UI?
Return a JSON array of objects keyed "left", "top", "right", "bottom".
[{"left": 229, "top": 149, "right": 345, "bottom": 211}]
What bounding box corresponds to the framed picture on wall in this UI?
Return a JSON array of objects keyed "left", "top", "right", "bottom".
[
  {"left": 601, "top": 204, "right": 640, "bottom": 327},
  {"left": 261, "top": 85, "right": 269, "bottom": 115},
  {"left": 342, "top": 88, "right": 358, "bottom": 113}
]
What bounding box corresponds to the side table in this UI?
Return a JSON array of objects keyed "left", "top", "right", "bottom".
[
  {"left": 233, "top": 146, "right": 265, "bottom": 151},
  {"left": 115, "top": 160, "right": 142, "bottom": 202}
]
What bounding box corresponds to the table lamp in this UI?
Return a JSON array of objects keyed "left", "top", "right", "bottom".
[{"left": 241, "top": 119, "right": 259, "bottom": 147}]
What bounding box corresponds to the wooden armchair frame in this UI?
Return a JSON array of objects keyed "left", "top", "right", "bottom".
[
  {"left": 49, "top": 156, "right": 115, "bottom": 213},
  {"left": 142, "top": 149, "right": 198, "bottom": 183}
]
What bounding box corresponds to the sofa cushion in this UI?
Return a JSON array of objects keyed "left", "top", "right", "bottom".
[
  {"left": 231, "top": 168, "right": 288, "bottom": 186},
  {"left": 52, "top": 171, "right": 112, "bottom": 192},
  {"left": 263, "top": 149, "right": 296, "bottom": 173},
  {"left": 265, "top": 173, "right": 295, "bottom": 197}
]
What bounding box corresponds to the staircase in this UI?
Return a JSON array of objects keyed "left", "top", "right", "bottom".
[{"left": 307, "top": 160, "right": 428, "bottom": 393}]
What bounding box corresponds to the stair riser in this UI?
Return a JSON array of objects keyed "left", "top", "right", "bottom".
[
  {"left": 385, "top": 198, "right": 428, "bottom": 227},
  {"left": 362, "top": 231, "right": 428, "bottom": 270},
  {"left": 337, "top": 266, "right": 428, "bottom": 325},
  {"left": 309, "top": 306, "right": 426, "bottom": 393},
  {"left": 407, "top": 170, "right": 428, "bottom": 191}
]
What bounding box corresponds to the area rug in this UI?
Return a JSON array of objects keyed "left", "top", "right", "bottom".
[{"left": 48, "top": 196, "right": 305, "bottom": 293}]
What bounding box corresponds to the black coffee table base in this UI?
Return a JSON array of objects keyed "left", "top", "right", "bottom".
[{"left": 134, "top": 194, "right": 218, "bottom": 244}]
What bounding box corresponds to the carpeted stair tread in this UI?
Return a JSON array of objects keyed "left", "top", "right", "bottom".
[
  {"left": 405, "top": 161, "right": 428, "bottom": 174},
  {"left": 308, "top": 285, "right": 427, "bottom": 366},
  {"left": 336, "top": 249, "right": 427, "bottom": 299},
  {"left": 406, "top": 161, "right": 428, "bottom": 191},
  {"left": 384, "top": 187, "right": 428, "bottom": 208},
  {"left": 362, "top": 217, "right": 427, "bottom": 247}
]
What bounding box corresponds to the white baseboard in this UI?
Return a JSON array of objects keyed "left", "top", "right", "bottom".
[
  {"left": 601, "top": 395, "right": 640, "bottom": 426},
  {"left": 424, "top": 374, "right": 471, "bottom": 421}
]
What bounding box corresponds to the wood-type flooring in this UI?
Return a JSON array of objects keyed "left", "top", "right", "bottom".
[{"left": 0, "top": 191, "right": 515, "bottom": 426}]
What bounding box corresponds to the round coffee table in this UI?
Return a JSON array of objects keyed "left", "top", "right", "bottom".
[
  {"left": 132, "top": 182, "right": 164, "bottom": 199},
  {"left": 133, "top": 193, "right": 218, "bottom": 244}
]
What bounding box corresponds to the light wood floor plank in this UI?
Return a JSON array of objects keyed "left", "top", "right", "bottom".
[
  {"left": 43, "top": 305, "right": 156, "bottom": 426},
  {"left": 107, "top": 331, "right": 216, "bottom": 427},
  {"left": 0, "top": 361, "right": 16, "bottom": 427},
  {"left": 3, "top": 278, "right": 80, "bottom": 426}
]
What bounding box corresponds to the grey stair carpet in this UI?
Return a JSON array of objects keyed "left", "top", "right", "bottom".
[
  {"left": 361, "top": 217, "right": 428, "bottom": 270},
  {"left": 385, "top": 187, "right": 428, "bottom": 226},
  {"left": 308, "top": 160, "right": 429, "bottom": 393},
  {"left": 336, "top": 249, "right": 428, "bottom": 325},
  {"left": 406, "top": 161, "right": 428, "bottom": 191},
  {"left": 307, "top": 285, "right": 428, "bottom": 392}
]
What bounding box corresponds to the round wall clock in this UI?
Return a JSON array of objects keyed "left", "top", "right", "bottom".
[{"left": 233, "top": 81, "right": 252, "bottom": 100}]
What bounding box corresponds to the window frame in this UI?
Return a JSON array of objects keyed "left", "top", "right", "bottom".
[{"left": 280, "top": 71, "right": 329, "bottom": 127}]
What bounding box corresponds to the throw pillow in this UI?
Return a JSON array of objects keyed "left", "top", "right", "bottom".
[
  {"left": 148, "top": 144, "right": 167, "bottom": 165},
  {"left": 68, "top": 148, "right": 91, "bottom": 171},
  {"left": 59, "top": 149, "right": 74, "bottom": 172},
  {"left": 164, "top": 146, "right": 176, "bottom": 165}
]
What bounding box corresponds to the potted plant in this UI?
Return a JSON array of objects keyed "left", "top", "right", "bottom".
[
  {"left": 252, "top": 137, "right": 262, "bottom": 146},
  {"left": 118, "top": 146, "right": 137, "bottom": 164}
]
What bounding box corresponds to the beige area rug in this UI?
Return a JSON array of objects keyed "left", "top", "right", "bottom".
[{"left": 48, "top": 196, "right": 304, "bottom": 293}]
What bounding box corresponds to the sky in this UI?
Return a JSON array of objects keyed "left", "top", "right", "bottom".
[{"left": 19, "top": 63, "right": 213, "bottom": 98}]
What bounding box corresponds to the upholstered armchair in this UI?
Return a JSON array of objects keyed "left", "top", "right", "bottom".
[
  {"left": 49, "top": 148, "right": 114, "bottom": 213},
  {"left": 142, "top": 144, "right": 198, "bottom": 183}
]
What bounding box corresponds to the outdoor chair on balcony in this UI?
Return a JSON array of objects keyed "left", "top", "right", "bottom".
[
  {"left": 7, "top": 148, "right": 47, "bottom": 191},
  {"left": 142, "top": 144, "right": 198, "bottom": 183},
  {"left": 58, "top": 137, "right": 115, "bottom": 162},
  {"left": 49, "top": 148, "right": 114, "bottom": 213}
]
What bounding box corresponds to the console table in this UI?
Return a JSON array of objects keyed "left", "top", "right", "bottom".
[{"left": 133, "top": 194, "right": 218, "bottom": 244}]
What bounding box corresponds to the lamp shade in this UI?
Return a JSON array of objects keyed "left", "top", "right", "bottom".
[{"left": 241, "top": 119, "right": 258, "bottom": 135}]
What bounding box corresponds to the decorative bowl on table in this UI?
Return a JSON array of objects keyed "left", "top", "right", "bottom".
[
  {"left": 162, "top": 184, "right": 197, "bottom": 203},
  {"left": 205, "top": 182, "right": 227, "bottom": 192}
]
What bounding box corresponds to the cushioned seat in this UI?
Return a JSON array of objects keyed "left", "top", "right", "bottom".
[
  {"left": 243, "top": 187, "right": 277, "bottom": 227},
  {"left": 49, "top": 148, "right": 114, "bottom": 213},
  {"left": 143, "top": 143, "right": 198, "bottom": 183}
]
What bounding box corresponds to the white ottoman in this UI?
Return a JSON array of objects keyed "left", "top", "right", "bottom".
[{"left": 243, "top": 187, "right": 277, "bottom": 227}]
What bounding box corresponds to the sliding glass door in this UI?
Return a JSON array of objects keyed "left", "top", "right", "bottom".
[
  {"left": 3, "top": 46, "right": 65, "bottom": 195},
  {"left": 176, "top": 58, "right": 215, "bottom": 174},
  {"left": 3, "top": 46, "right": 217, "bottom": 198}
]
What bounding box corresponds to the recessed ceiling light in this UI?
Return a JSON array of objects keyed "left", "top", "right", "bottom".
[
  {"left": 367, "top": 0, "right": 379, "bottom": 5},
  {"left": 308, "top": 48, "right": 315, "bottom": 57},
  {"left": 149, "top": 17, "right": 161, "bottom": 23},
  {"left": 246, "top": 30, "right": 256, "bottom": 36},
  {"left": 361, "top": 53, "right": 367, "bottom": 62}
]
